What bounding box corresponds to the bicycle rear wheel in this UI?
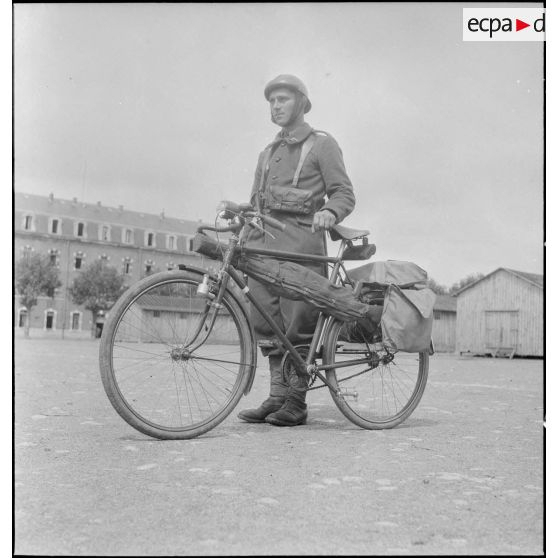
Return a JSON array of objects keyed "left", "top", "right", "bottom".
[
  {"left": 99, "top": 269, "right": 255, "bottom": 440},
  {"left": 322, "top": 319, "right": 428, "bottom": 429}
]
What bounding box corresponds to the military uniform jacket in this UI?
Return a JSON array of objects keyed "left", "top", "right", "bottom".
[{"left": 247, "top": 122, "right": 356, "bottom": 257}]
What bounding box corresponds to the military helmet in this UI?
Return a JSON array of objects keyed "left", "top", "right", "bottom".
[{"left": 264, "top": 74, "right": 312, "bottom": 113}]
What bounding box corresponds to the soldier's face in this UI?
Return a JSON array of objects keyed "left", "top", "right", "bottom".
[{"left": 268, "top": 87, "right": 297, "bottom": 126}]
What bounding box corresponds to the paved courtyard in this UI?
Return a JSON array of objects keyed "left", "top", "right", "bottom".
[{"left": 14, "top": 338, "right": 543, "bottom": 555}]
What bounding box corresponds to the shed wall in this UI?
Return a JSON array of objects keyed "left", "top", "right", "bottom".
[
  {"left": 456, "top": 270, "right": 543, "bottom": 356},
  {"left": 432, "top": 311, "right": 456, "bottom": 352}
]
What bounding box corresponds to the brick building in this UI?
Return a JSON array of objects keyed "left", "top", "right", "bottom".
[{"left": 14, "top": 192, "right": 209, "bottom": 337}]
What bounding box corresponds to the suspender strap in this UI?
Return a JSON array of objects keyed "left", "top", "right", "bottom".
[
  {"left": 257, "top": 131, "right": 318, "bottom": 210},
  {"left": 292, "top": 133, "right": 316, "bottom": 187},
  {"left": 256, "top": 147, "right": 273, "bottom": 211}
]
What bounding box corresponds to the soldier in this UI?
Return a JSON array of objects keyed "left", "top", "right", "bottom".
[{"left": 238, "top": 74, "right": 356, "bottom": 427}]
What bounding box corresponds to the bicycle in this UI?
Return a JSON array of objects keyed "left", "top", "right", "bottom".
[{"left": 99, "top": 201, "right": 429, "bottom": 440}]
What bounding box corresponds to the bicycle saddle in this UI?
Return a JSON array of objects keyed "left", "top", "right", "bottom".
[{"left": 329, "top": 224, "right": 370, "bottom": 242}]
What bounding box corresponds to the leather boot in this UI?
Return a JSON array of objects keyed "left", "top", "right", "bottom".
[
  {"left": 265, "top": 370, "right": 309, "bottom": 427},
  {"left": 238, "top": 355, "right": 287, "bottom": 423}
]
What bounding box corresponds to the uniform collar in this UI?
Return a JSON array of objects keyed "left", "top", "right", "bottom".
[{"left": 273, "top": 122, "right": 313, "bottom": 145}]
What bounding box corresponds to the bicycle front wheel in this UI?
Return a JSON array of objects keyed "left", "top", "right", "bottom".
[
  {"left": 99, "top": 269, "right": 256, "bottom": 440},
  {"left": 322, "top": 319, "right": 429, "bottom": 429}
]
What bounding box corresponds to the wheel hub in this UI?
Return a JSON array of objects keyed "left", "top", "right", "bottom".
[{"left": 170, "top": 347, "right": 191, "bottom": 361}]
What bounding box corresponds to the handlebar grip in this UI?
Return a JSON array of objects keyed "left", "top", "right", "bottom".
[
  {"left": 217, "top": 200, "right": 254, "bottom": 214},
  {"left": 260, "top": 214, "right": 286, "bottom": 231}
]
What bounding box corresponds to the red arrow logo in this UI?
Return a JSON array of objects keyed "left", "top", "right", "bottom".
[{"left": 516, "top": 19, "right": 530, "bottom": 31}]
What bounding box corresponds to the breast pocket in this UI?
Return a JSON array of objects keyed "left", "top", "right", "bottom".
[{"left": 267, "top": 186, "right": 314, "bottom": 214}]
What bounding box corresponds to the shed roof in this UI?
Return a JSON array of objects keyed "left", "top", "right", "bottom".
[
  {"left": 434, "top": 294, "right": 457, "bottom": 312},
  {"left": 456, "top": 267, "right": 543, "bottom": 295}
]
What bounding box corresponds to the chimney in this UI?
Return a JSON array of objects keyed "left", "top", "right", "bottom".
[
  {"left": 48, "top": 193, "right": 54, "bottom": 203},
  {"left": 160, "top": 210, "right": 165, "bottom": 220}
]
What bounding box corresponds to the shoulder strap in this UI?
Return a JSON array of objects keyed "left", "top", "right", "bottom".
[
  {"left": 254, "top": 147, "right": 273, "bottom": 211},
  {"left": 292, "top": 133, "right": 317, "bottom": 187},
  {"left": 259, "top": 147, "right": 272, "bottom": 191}
]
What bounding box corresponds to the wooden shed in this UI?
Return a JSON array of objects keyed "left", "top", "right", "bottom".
[
  {"left": 455, "top": 268, "right": 543, "bottom": 357},
  {"left": 432, "top": 294, "right": 457, "bottom": 353}
]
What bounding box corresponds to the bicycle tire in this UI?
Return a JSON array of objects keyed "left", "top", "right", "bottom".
[
  {"left": 322, "top": 318, "right": 429, "bottom": 429},
  {"left": 99, "top": 268, "right": 256, "bottom": 440}
]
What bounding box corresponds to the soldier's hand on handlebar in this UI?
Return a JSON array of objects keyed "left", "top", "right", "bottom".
[{"left": 311, "top": 210, "right": 336, "bottom": 232}]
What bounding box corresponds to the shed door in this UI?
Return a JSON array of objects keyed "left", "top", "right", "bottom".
[{"left": 485, "top": 311, "right": 518, "bottom": 350}]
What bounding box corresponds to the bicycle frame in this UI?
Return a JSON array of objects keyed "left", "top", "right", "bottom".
[{"left": 195, "top": 220, "right": 363, "bottom": 394}]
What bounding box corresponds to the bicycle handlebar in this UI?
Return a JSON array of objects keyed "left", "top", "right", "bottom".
[{"left": 258, "top": 213, "right": 286, "bottom": 231}]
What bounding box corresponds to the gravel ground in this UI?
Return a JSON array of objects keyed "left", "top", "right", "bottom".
[{"left": 14, "top": 338, "right": 543, "bottom": 555}]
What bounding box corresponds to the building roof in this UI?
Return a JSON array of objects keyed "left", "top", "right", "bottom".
[
  {"left": 505, "top": 268, "right": 543, "bottom": 287},
  {"left": 15, "top": 192, "right": 201, "bottom": 235},
  {"left": 456, "top": 267, "right": 543, "bottom": 295},
  {"left": 137, "top": 295, "right": 206, "bottom": 312},
  {"left": 434, "top": 294, "right": 457, "bottom": 312}
]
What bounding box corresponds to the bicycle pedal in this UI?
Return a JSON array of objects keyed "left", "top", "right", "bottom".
[
  {"left": 338, "top": 387, "right": 358, "bottom": 401},
  {"left": 257, "top": 340, "right": 279, "bottom": 349}
]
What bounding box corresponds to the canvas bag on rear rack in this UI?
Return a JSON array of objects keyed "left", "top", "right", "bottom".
[{"left": 347, "top": 260, "right": 436, "bottom": 353}]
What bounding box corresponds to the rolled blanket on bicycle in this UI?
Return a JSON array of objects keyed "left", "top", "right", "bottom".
[
  {"left": 192, "top": 231, "right": 239, "bottom": 264},
  {"left": 238, "top": 255, "right": 381, "bottom": 325},
  {"left": 347, "top": 260, "right": 435, "bottom": 353}
]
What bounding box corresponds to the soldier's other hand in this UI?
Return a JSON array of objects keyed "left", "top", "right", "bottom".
[{"left": 312, "top": 210, "right": 336, "bottom": 232}]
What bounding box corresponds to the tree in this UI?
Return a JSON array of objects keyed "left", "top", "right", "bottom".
[
  {"left": 69, "top": 260, "right": 127, "bottom": 337},
  {"left": 426, "top": 277, "right": 449, "bottom": 295},
  {"left": 449, "top": 272, "right": 485, "bottom": 295},
  {"left": 15, "top": 253, "right": 62, "bottom": 337}
]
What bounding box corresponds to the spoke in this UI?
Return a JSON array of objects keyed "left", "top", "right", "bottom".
[
  {"left": 189, "top": 354, "right": 246, "bottom": 368},
  {"left": 189, "top": 360, "right": 215, "bottom": 413},
  {"left": 172, "top": 364, "right": 184, "bottom": 425},
  {"left": 176, "top": 360, "right": 195, "bottom": 425},
  {"left": 113, "top": 343, "right": 169, "bottom": 359},
  {"left": 113, "top": 354, "right": 163, "bottom": 376},
  {"left": 122, "top": 303, "right": 172, "bottom": 346}
]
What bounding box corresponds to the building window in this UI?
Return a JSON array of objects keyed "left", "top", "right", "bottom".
[
  {"left": 145, "top": 232, "right": 155, "bottom": 247},
  {"left": 167, "top": 235, "right": 177, "bottom": 250},
  {"left": 434, "top": 311, "right": 441, "bottom": 320},
  {"left": 75, "top": 222, "right": 86, "bottom": 237},
  {"left": 48, "top": 249, "right": 59, "bottom": 266},
  {"left": 70, "top": 311, "right": 81, "bottom": 331},
  {"left": 99, "top": 225, "right": 111, "bottom": 242},
  {"left": 122, "top": 257, "right": 132, "bottom": 275},
  {"left": 188, "top": 237, "right": 194, "bottom": 252},
  {"left": 74, "top": 251, "right": 84, "bottom": 270},
  {"left": 18, "top": 308, "right": 28, "bottom": 328},
  {"left": 44, "top": 310, "right": 56, "bottom": 330},
  {"left": 21, "top": 245, "right": 34, "bottom": 259},
  {"left": 145, "top": 260, "right": 154, "bottom": 275},
  {"left": 122, "top": 228, "right": 133, "bottom": 244},
  {"left": 23, "top": 214, "right": 34, "bottom": 231},
  {"left": 153, "top": 310, "right": 161, "bottom": 318},
  {"left": 50, "top": 218, "right": 61, "bottom": 235}
]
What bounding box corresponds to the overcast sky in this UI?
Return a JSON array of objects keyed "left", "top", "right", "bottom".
[{"left": 13, "top": 2, "right": 544, "bottom": 287}]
